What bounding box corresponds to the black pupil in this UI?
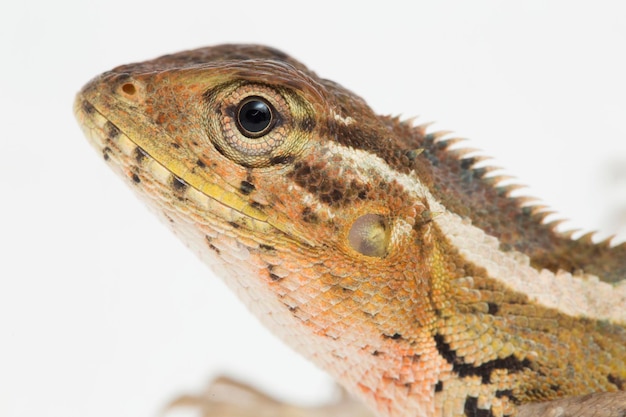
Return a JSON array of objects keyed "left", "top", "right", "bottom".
[{"left": 238, "top": 99, "right": 272, "bottom": 135}]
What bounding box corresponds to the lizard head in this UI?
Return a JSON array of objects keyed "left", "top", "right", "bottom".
[
  {"left": 75, "top": 45, "right": 448, "bottom": 411},
  {"left": 75, "top": 44, "right": 441, "bottom": 304},
  {"left": 75, "top": 44, "right": 626, "bottom": 417}
]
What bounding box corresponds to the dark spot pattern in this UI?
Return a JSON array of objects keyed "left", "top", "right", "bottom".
[
  {"left": 250, "top": 201, "right": 265, "bottom": 211},
  {"left": 205, "top": 236, "right": 220, "bottom": 254},
  {"left": 487, "top": 303, "right": 499, "bottom": 315},
  {"left": 301, "top": 207, "right": 320, "bottom": 224},
  {"left": 269, "top": 155, "right": 295, "bottom": 165},
  {"left": 549, "top": 385, "right": 560, "bottom": 392},
  {"left": 102, "top": 147, "right": 112, "bottom": 161},
  {"left": 608, "top": 374, "right": 625, "bottom": 390},
  {"left": 463, "top": 396, "right": 494, "bottom": 417},
  {"left": 268, "top": 265, "right": 282, "bottom": 281},
  {"left": 240, "top": 180, "right": 255, "bottom": 195},
  {"left": 287, "top": 161, "right": 372, "bottom": 207},
  {"left": 435, "top": 334, "right": 531, "bottom": 384},
  {"left": 134, "top": 147, "right": 148, "bottom": 164},
  {"left": 82, "top": 100, "right": 95, "bottom": 114},
  {"left": 105, "top": 121, "right": 120, "bottom": 139},
  {"left": 383, "top": 333, "right": 403, "bottom": 340},
  {"left": 495, "top": 390, "right": 518, "bottom": 404},
  {"left": 171, "top": 175, "right": 187, "bottom": 192}
]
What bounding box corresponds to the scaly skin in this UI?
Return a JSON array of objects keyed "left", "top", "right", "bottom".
[{"left": 75, "top": 45, "right": 626, "bottom": 417}]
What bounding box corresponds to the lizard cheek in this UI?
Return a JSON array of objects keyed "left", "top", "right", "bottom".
[{"left": 347, "top": 214, "right": 391, "bottom": 258}]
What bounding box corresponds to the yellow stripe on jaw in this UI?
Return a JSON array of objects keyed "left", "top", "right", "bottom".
[
  {"left": 148, "top": 145, "right": 317, "bottom": 247},
  {"left": 128, "top": 136, "right": 315, "bottom": 245}
]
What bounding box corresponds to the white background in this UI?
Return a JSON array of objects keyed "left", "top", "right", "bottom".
[{"left": 1, "top": 2, "right": 625, "bottom": 417}]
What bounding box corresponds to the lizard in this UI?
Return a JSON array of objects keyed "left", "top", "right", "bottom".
[{"left": 74, "top": 44, "right": 626, "bottom": 417}]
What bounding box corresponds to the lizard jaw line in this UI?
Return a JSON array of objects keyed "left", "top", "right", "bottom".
[
  {"left": 76, "top": 94, "right": 317, "bottom": 248},
  {"left": 74, "top": 96, "right": 304, "bottom": 241}
]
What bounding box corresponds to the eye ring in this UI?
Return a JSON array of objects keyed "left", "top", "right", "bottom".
[
  {"left": 235, "top": 96, "right": 275, "bottom": 138},
  {"left": 209, "top": 83, "right": 311, "bottom": 168}
]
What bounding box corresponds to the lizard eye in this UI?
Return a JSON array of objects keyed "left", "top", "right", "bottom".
[
  {"left": 236, "top": 97, "right": 275, "bottom": 138},
  {"left": 207, "top": 83, "right": 312, "bottom": 168}
]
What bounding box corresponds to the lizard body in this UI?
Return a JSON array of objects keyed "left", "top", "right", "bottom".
[{"left": 75, "top": 45, "right": 626, "bottom": 417}]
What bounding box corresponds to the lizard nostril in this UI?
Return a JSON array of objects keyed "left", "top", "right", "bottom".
[{"left": 122, "top": 83, "right": 137, "bottom": 95}]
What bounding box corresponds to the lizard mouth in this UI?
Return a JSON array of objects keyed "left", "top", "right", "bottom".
[{"left": 74, "top": 94, "right": 312, "bottom": 246}]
